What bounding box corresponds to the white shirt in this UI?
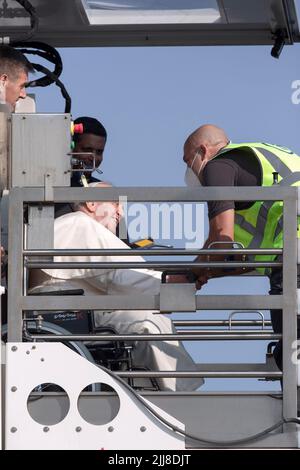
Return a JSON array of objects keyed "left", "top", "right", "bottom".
[{"left": 42, "top": 211, "right": 162, "bottom": 295}]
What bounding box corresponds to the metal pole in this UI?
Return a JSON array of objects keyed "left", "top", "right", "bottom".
[
  {"left": 282, "top": 191, "right": 298, "bottom": 439},
  {"left": 7, "top": 189, "right": 23, "bottom": 342},
  {"left": 175, "top": 329, "right": 272, "bottom": 334},
  {"left": 23, "top": 248, "right": 283, "bottom": 256},
  {"left": 116, "top": 371, "right": 282, "bottom": 379},
  {"left": 174, "top": 320, "right": 272, "bottom": 327},
  {"left": 19, "top": 185, "right": 295, "bottom": 203},
  {"left": 21, "top": 293, "right": 283, "bottom": 311},
  {"left": 24, "top": 332, "right": 282, "bottom": 341},
  {"left": 26, "top": 261, "right": 282, "bottom": 269}
]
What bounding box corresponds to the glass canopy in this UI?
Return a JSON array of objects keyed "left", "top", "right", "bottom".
[
  {"left": 81, "top": 0, "right": 221, "bottom": 24},
  {"left": 86, "top": 1, "right": 218, "bottom": 10}
]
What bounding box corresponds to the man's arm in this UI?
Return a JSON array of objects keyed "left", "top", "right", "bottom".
[
  {"left": 204, "top": 208, "right": 235, "bottom": 247},
  {"left": 193, "top": 209, "right": 251, "bottom": 287}
]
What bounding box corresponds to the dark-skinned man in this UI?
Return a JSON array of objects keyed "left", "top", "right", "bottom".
[{"left": 55, "top": 116, "right": 107, "bottom": 218}]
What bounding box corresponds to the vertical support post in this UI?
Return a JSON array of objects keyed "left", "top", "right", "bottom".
[
  {"left": 26, "top": 205, "right": 54, "bottom": 295},
  {"left": 282, "top": 188, "right": 298, "bottom": 438},
  {"left": 27, "top": 206, "right": 54, "bottom": 251},
  {"left": 7, "top": 189, "right": 24, "bottom": 342},
  {"left": 0, "top": 110, "right": 9, "bottom": 451},
  {"left": 0, "top": 185, "right": 2, "bottom": 450},
  {"left": 0, "top": 112, "right": 8, "bottom": 193}
]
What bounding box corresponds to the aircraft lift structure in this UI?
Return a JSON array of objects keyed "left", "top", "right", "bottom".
[{"left": 0, "top": 0, "right": 300, "bottom": 449}]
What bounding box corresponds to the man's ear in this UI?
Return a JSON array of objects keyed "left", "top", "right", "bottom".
[
  {"left": 85, "top": 201, "right": 97, "bottom": 213},
  {"left": 199, "top": 144, "right": 206, "bottom": 156},
  {"left": 201, "top": 144, "right": 211, "bottom": 160}
]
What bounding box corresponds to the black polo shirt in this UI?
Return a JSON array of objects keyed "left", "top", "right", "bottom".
[{"left": 202, "top": 148, "right": 262, "bottom": 220}]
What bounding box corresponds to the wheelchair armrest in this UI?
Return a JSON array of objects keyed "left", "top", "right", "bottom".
[
  {"left": 30, "top": 289, "right": 85, "bottom": 296},
  {"left": 93, "top": 326, "right": 118, "bottom": 336}
]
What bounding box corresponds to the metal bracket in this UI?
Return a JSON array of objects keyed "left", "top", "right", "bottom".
[
  {"left": 160, "top": 284, "right": 196, "bottom": 313},
  {"left": 44, "top": 173, "right": 54, "bottom": 202},
  {"left": 271, "top": 29, "right": 286, "bottom": 59},
  {"left": 228, "top": 311, "right": 265, "bottom": 330}
]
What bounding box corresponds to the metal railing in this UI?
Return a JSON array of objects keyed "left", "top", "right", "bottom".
[{"left": 4, "top": 185, "right": 299, "bottom": 447}]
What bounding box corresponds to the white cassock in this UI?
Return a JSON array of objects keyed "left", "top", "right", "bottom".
[{"left": 29, "top": 211, "right": 203, "bottom": 391}]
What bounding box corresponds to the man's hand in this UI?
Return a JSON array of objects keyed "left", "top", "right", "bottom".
[
  {"left": 195, "top": 273, "right": 210, "bottom": 290},
  {"left": 1, "top": 246, "right": 7, "bottom": 270},
  {"left": 166, "top": 274, "right": 192, "bottom": 283}
]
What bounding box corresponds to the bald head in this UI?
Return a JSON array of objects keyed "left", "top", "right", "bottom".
[
  {"left": 183, "top": 125, "right": 230, "bottom": 181},
  {"left": 183, "top": 124, "right": 229, "bottom": 165},
  {"left": 185, "top": 125, "right": 228, "bottom": 150}
]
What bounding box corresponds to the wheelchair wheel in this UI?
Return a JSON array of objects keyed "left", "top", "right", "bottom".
[
  {"left": 2, "top": 322, "right": 101, "bottom": 392},
  {"left": 1, "top": 321, "right": 95, "bottom": 363}
]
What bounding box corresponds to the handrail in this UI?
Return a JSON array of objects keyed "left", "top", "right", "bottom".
[
  {"left": 26, "top": 261, "right": 282, "bottom": 269},
  {"left": 24, "top": 332, "right": 282, "bottom": 341},
  {"left": 175, "top": 329, "right": 272, "bottom": 334},
  {"left": 173, "top": 320, "right": 272, "bottom": 327},
  {"left": 23, "top": 248, "right": 283, "bottom": 256},
  {"left": 116, "top": 371, "right": 282, "bottom": 379}
]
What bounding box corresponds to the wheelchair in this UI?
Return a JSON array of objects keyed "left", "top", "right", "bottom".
[{"left": 2, "top": 288, "right": 159, "bottom": 391}]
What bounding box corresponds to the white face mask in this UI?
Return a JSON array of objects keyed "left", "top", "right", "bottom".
[
  {"left": 184, "top": 150, "right": 204, "bottom": 186},
  {"left": 184, "top": 167, "right": 202, "bottom": 187},
  {"left": 0, "top": 81, "right": 6, "bottom": 104}
]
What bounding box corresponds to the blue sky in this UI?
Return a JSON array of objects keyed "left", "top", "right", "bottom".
[{"left": 33, "top": 42, "right": 300, "bottom": 391}]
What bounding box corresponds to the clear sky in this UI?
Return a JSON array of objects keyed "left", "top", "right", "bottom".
[{"left": 34, "top": 42, "right": 300, "bottom": 391}]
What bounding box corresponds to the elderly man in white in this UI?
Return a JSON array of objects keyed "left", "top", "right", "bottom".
[{"left": 30, "top": 182, "right": 203, "bottom": 391}]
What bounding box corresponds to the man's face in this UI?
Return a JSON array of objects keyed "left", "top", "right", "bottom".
[
  {"left": 183, "top": 141, "right": 203, "bottom": 176},
  {"left": 94, "top": 200, "right": 124, "bottom": 234},
  {"left": 0, "top": 70, "right": 28, "bottom": 109},
  {"left": 74, "top": 133, "right": 106, "bottom": 174}
]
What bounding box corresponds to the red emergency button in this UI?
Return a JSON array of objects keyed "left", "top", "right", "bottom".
[{"left": 70, "top": 122, "right": 84, "bottom": 135}]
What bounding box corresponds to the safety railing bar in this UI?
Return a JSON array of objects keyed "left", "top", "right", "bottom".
[
  {"left": 194, "top": 296, "right": 283, "bottom": 310},
  {"left": 24, "top": 332, "right": 282, "bottom": 341},
  {"left": 23, "top": 248, "right": 283, "bottom": 256},
  {"left": 176, "top": 329, "right": 272, "bottom": 334},
  {"left": 142, "top": 391, "right": 283, "bottom": 397},
  {"left": 21, "top": 294, "right": 283, "bottom": 311},
  {"left": 20, "top": 185, "right": 297, "bottom": 203},
  {"left": 28, "top": 390, "right": 284, "bottom": 397},
  {"left": 194, "top": 363, "right": 279, "bottom": 372},
  {"left": 173, "top": 320, "right": 272, "bottom": 326},
  {"left": 25, "top": 261, "right": 282, "bottom": 269},
  {"left": 22, "top": 294, "right": 160, "bottom": 311},
  {"left": 116, "top": 371, "right": 283, "bottom": 378}
]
